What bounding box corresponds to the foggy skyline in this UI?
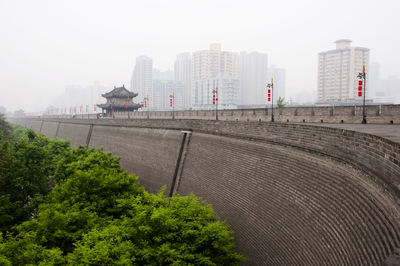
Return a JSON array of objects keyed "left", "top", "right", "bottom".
[{"left": 1, "top": 0, "right": 399, "bottom": 112}]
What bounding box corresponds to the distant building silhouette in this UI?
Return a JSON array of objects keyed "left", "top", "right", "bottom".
[
  {"left": 239, "top": 51, "right": 269, "bottom": 106},
  {"left": 192, "top": 73, "right": 240, "bottom": 110},
  {"left": 153, "top": 80, "right": 184, "bottom": 111},
  {"left": 131, "top": 56, "right": 153, "bottom": 102},
  {"left": 174, "top": 53, "right": 192, "bottom": 109},
  {"left": 268, "top": 65, "right": 286, "bottom": 103},
  {"left": 369, "top": 62, "right": 400, "bottom": 103}
]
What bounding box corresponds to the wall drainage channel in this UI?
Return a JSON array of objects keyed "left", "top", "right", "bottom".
[
  {"left": 169, "top": 130, "right": 191, "bottom": 197},
  {"left": 55, "top": 122, "right": 61, "bottom": 138},
  {"left": 86, "top": 124, "right": 94, "bottom": 149},
  {"left": 39, "top": 120, "right": 44, "bottom": 133}
]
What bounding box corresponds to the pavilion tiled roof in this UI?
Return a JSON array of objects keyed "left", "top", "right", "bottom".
[
  {"left": 97, "top": 103, "right": 141, "bottom": 110},
  {"left": 102, "top": 85, "right": 138, "bottom": 99}
]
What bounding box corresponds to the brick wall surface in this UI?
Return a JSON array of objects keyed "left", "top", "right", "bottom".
[
  {"left": 88, "top": 125, "right": 183, "bottom": 194},
  {"left": 40, "top": 121, "right": 59, "bottom": 139},
  {"left": 117, "top": 104, "right": 399, "bottom": 124},
  {"left": 178, "top": 132, "right": 400, "bottom": 265},
  {"left": 10, "top": 117, "right": 400, "bottom": 265},
  {"left": 25, "top": 119, "right": 43, "bottom": 132},
  {"left": 57, "top": 123, "right": 91, "bottom": 148}
]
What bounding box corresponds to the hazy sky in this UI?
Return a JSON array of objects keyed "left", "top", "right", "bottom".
[{"left": 1, "top": 0, "right": 399, "bottom": 112}]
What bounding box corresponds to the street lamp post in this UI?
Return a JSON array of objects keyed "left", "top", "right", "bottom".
[
  {"left": 357, "top": 64, "right": 367, "bottom": 124},
  {"left": 169, "top": 92, "right": 175, "bottom": 120},
  {"left": 212, "top": 84, "right": 218, "bottom": 121},
  {"left": 143, "top": 95, "right": 149, "bottom": 120},
  {"left": 127, "top": 96, "right": 130, "bottom": 119},
  {"left": 267, "top": 77, "right": 274, "bottom": 122}
]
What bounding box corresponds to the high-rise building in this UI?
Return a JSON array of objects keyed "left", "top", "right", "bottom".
[
  {"left": 192, "top": 44, "right": 239, "bottom": 81},
  {"left": 153, "top": 69, "right": 174, "bottom": 81},
  {"left": 318, "top": 39, "right": 370, "bottom": 103},
  {"left": 192, "top": 73, "right": 240, "bottom": 110},
  {"left": 131, "top": 56, "right": 153, "bottom": 102},
  {"left": 174, "top": 53, "right": 192, "bottom": 108},
  {"left": 153, "top": 80, "right": 184, "bottom": 111},
  {"left": 192, "top": 44, "right": 239, "bottom": 108},
  {"left": 268, "top": 65, "right": 286, "bottom": 103},
  {"left": 239, "top": 51, "right": 269, "bottom": 105}
]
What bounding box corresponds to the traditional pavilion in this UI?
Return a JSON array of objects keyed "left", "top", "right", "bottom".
[{"left": 97, "top": 85, "right": 140, "bottom": 117}]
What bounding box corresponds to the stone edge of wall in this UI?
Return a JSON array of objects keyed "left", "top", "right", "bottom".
[{"left": 12, "top": 117, "right": 400, "bottom": 204}]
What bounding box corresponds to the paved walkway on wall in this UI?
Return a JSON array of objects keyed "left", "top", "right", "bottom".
[{"left": 301, "top": 123, "right": 400, "bottom": 144}]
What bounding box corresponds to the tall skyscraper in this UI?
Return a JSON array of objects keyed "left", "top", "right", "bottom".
[
  {"left": 192, "top": 44, "right": 239, "bottom": 108},
  {"left": 239, "top": 51, "right": 269, "bottom": 105},
  {"left": 131, "top": 56, "right": 153, "bottom": 102},
  {"left": 174, "top": 53, "right": 192, "bottom": 108},
  {"left": 192, "top": 44, "right": 238, "bottom": 80},
  {"left": 318, "top": 39, "right": 370, "bottom": 103}
]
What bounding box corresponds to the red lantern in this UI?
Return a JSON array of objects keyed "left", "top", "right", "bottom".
[
  {"left": 111, "top": 103, "right": 113, "bottom": 110},
  {"left": 358, "top": 86, "right": 362, "bottom": 91},
  {"left": 268, "top": 97, "right": 271, "bottom": 102},
  {"left": 359, "top": 80, "right": 363, "bottom": 85},
  {"left": 125, "top": 102, "right": 128, "bottom": 109},
  {"left": 213, "top": 94, "right": 216, "bottom": 105},
  {"left": 358, "top": 92, "right": 362, "bottom": 97},
  {"left": 268, "top": 89, "right": 271, "bottom": 93},
  {"left": 144, "top": 100, "right": 147, "bottom": 108},
  {"left": 170, "top": 98, "right": 173, "bottom": 107}
]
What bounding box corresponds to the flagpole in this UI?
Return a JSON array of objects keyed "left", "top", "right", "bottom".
[
  {"left": 216, "top": 83, "right": 219, "bottom": 121},
  {"left": 362, "top": 65, "right": 366, "bottom": 124}
]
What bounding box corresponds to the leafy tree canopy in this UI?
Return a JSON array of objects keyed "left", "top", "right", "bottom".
[{"left": 0, "top": 122, "right": 244, "bottom": 265}]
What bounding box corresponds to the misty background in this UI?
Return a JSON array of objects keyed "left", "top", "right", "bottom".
[{"left": 0, "top": 0, "right": 399, "bottom": 113}]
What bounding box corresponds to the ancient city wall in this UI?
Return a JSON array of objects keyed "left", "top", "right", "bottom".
[
  {"left": 43, "top": 104, "right": 400, "bottom": 124},
  {"left": 8, "top": 117, "right": 400, "bottom": 265}
]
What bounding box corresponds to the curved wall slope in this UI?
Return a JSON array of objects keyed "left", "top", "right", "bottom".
[
  {"left": 88, "top": 125, "right": 183, "bottom": 193},
  {"left": 25, "top": 119, "right": 43, "bottom": 132},
  {"left": 9, "top": 118, "right": 400, "bottom": 265},
  {"left": 179, "top": 132, "right": 400, "bottom": 265},
  {"left": 40, "top": 121, "right": 59, "bottom": 139},
  {"left": 57, "top": 123, "right": 91, "bottom": 148}
]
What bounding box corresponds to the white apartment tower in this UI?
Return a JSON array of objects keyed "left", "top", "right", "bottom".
[
  {"left": 131, "top": 56, "right": 153, "bottom": 102},
  {"left": 318, "top": 40, "right": 370, "bottom": 103},
  {"left": 174, "top": 53, "right": 192, "bottom": 108},
  {"left": 192, "top": 44, "right": 239, "bottom": 107},
  {"left": 192, "top": 44, "right": 239, "bottom": 80}
]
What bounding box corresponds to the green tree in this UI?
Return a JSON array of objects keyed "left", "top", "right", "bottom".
[
  {"left": 0, "top": 114, "right": 11, "bottom": 140},
  {"left": 0, "top": 125, "right": 245, "bottom": 265},
  {"left": 0, "top": 127, "right": 70, "bottom": 233},
  {"left": 277, "top": 96, "right": 286, "bottom": 108},
  {"left": 69, "top": 192, "right": 243, "bottom": 265}
]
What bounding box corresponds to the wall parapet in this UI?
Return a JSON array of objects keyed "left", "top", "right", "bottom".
[{"left": 39, "top": 104, "right": 400, "bottom": 124}]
